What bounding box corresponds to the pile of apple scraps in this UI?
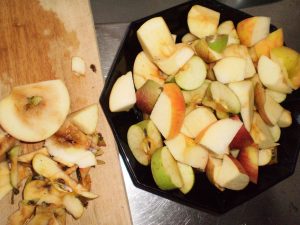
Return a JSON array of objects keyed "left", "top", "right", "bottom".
[
  {"left": 109, "top": 4, "right": 299, "bottom": 194},
  {"left": 0, "top": 80, "right": 105, "bottom": 225}
]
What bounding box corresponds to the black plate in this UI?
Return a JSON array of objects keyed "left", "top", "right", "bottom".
[{"left": 100, "top": 0, "right": 300, "bottom": 214}]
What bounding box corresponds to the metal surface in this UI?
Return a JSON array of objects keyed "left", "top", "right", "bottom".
[{"left": 93, "top": 0, "right": 300, "bottom": 224}]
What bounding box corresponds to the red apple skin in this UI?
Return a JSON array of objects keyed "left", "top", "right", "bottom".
[
  {"left": 230, "top": 124, "right": 254, "bottom": 150},
  {"left": 237, "top": 144, "right": 259, "bottom": 184}
]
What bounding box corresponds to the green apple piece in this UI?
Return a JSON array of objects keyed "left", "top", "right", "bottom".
[
  {"left": 210, "top": 81, "right": 241, "bottom": 114},
  {"left": 206, "top": 34, "right": 228, "bottom": 53},
  {"left": 175, "top": 56, "right": 207, "bottom": 90},
  {"left": 182, "top": 80, "right": 211, "bottom": 105},
  {"left": 265, "top": 89, "right": 286, "bottom": 103},
  {"left": 127, "top": 120, "right": 163, "bottom": 166},
  {"left": 270, "top": 46, "right": 299, "bottom": 74},
  {"left": 194, "top": 39, "right": 222, "bottom": 63},
  {"left": 109, "top": 71, "right": 136, "bottom": 112},
  {"left": 177, "top": 162, "right": 195, "bottom": 194},
  {"left": 151, "top": 147, "right": 183, "bottom": 190}
]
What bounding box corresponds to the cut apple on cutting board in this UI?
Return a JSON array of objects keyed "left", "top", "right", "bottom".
[{"left": 0, "top": 80, "right": 70, "bottom": 142}]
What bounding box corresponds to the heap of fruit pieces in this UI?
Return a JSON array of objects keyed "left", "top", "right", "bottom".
[
  {"left": 0, "top": 80, "right": 105, "bottom": 224},
  {"left": 109, "top": 4, "right": 300, "bottom": 193}
]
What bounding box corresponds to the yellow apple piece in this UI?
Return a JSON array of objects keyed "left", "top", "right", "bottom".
[
  {"left": 109, "top": 71, "right": 136, "bottom": 112},
  {"left": 63, "top": 194, "right": 84, "bottom": 219},
  {"left": 18, "top": 148, "right": 49, "bottom": 163},
  {"left": 150, "top": 83, "right": 185, "bottom": 139},
  {"left": 194, "top": 38, "right": 222, "bottom": 63},
  {"left": 181, "top": 33, "right": 198, "bottom": 43},
  {"left": 206, "top": 156, "right": 224, "bottom": 191},
  {"left": 229, "top": 80, "right": 254, "bottom": 131},
  {"left": 137, "top": 17, "right": 175, "bottom": 61},
  {"left": 277, "top": 109, "right": 292, "bottom": 128},
  {"left": 258, "top": 148, "right": 273, "bottom": 166},
  {"left": 254, "top": 28, "right": 284, "bottom": 58},
  {"left": 181, "top": 106, "right": 217, "bottom": 138},
  {"left": 133, "top": 51, "right": 165, "bottom": 89},
  {"left": 213, "top": 57, "right": 246, "bottom": 83},
  {"left": 217, "top": 20, "right": 240, "bottom": 45},
  {"left": 177, "top": 162, "right": 195, "bottom": 194},
  {"left": 265, "top": 89, "right": 286, "bottom": 103},
  {"left": 237, "top": 16, "right": 270, "bottom": 47},
  {"left": 196, "top": 118, "right": 243, "bottom": 155},
  {"left": 187, "top": 5, "right": 220, "bottom": 38},
  {"left": 268, "top": 124, "right": 281, "bottom": 142},
  {"left": 165, "top": 134, "right": 209, "bottom": 170},
  {"left": 0, "top": 80, "right": 70, "bottom": 142}
]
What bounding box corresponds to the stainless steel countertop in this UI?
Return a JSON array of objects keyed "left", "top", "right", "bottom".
[{"left": 93, "top": 0, "right": 300, "bottom": 224}]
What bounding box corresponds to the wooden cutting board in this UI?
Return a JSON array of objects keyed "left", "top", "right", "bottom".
[{"left": 0, "top": 0, "right": 132, "bottom": 224}]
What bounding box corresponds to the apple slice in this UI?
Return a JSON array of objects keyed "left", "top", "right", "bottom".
[
  {"left": 182, "top": 80, "right": 211, "bottom": 106},
  {"left": 127, "top": 120, "right": 163, "bottom": 166},
  {"left": 165, "top": 134, "right": 209, "bottom": 170},
  {"left": 194, "top": 39, "right": 222, "bottom": 63},
  {"left": 206, "top": 34, "right": 228, "bottom": 53},
  {"left": 187, "top": 5, "right": 220, "bottom": 38},
  {"left": 137, "top": 17, "right": 175, "bottom": 61},
  {"left": 230, "top": 124, "right": 254, "bottom": 150},
  {"left": 210, "top": 81, "right": 241, "bottom": 114},
  {"left": 228, "top": 80, "right": 254, "bottom": 131},
  {"left": 265, "top": 89, "right": 286, "bottom": 103},
  {"left": 9, "top": 146, "right": 20, "bottom": 191},
  {"left": 69, "top": 104, "right": 99, "bottom": 135},
  {"left": 18, "top": 148, "right": 49, "bottom": 164},
  {"left": 196, "top": 118, "right": 243, "bottom": 155},
  {"left": 277, "top": 109, "right": 292, "bottom": 128},
  {"left": 0, "top": 80, "right": 70, "bottom": 142},
  {"left": 257, "top": 55, "right": 292, "bottom": 94},
  {"left": 177, "top": 162, "right": 195, "bottom": 194},
  {"left": 63, "top": 195, "right": 84, "bottom": 219},
  {"left": 213, "top": 57, "right": 246, "bottom": 83},
  {"left": 216, "top": 155, "right": 250, "bottom": 190},
  {"left": 258, "top": 148, "right": 273, "bottom": 166},
  {"left": 151, "top": 147, "right": 183, "bottom": 190},
  {"left": 150, "top": 83, "right": 185, "bottom": 139},
  {"left": 268, "top": 124, "right": 281, "bottom": 142},
  {"left": 237, "top": 144, "right": 259, "bottom": 183},
  {"left": 135, "top": 80, "right": 162, "bottom": 114},
  {"left": 217, "top": 20, "right": 240, "bottom": 45},
  {"left": 181, "top": 33, "right": 198, "bottom": 43},
  {"left": 0, "top": 133, "right": 17, "bottom": 158},
  {"left": 109, "top": 71, "right": 136, "bottom": 112},
  {"left": 133, "top": 51, "right": 165, "bottom": 89},
  {"left": 181, "top": 107, "right": 217, "bottom": 138},
  {"left": 250, "top": 112, "right": 277, "bottom": 149},
  {"left": 206, "top": 156, "right": 225, "bottom": 191},
  {"left": 237, "top": 16, "right": 270, "bottom": 47},
  {"left": 175, "top": 56, "right": 207, "bottom": 90}
]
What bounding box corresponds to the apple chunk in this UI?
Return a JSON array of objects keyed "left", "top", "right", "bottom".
[
  {"left": 127, "top": 120, "right": 163, "bottom": 166},
  {"left": 206, "top": 156, "right": 224, "bottom": 191},
  {"left": 265, "top": 89, "right": 286, "bottom": 103},
  {"left": 109, "top": 71, "right": 136, "bottom": 112},
  {"left": 177, "top": 162, "right": 195, "bottom": 194},
  {"left": 216, "top": 155, "right": 249, "bottom": 190},
  {"left": 0, "top": 80, "right": 70, "bottom": 142},
  {"left": 194, "top": 39, "right": 222, "bottom": 63},
  {"left": 151, "top": 147, "right": 183, "bottom": 190},
  {"left": 230, "top": 124, "right": 254, "bottom": 150},
  {"left": 217, "top": 20, "right": 240, "bottom": 45},
  {"left": 277, "top": 109, "right": 292, "bottom": 128},
  {"left": 258, "top": 148, "right": 273, "bottom": 166}
]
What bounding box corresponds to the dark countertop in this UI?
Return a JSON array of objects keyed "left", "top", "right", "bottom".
[{"left": 91, "top": 0, "right": 300, "bottom": 224}]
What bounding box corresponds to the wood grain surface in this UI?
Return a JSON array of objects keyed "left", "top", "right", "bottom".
[{"left": 0, "top": 0, "right": 132, "bottom": 224}]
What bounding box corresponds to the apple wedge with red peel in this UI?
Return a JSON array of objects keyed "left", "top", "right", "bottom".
[
  {"left": 206, "top": 156, "right": 224, "bottom": 191},
  {"left": 216, "top": 155, "right": 250, "bottom": 190},
  {"left": 230, "top": 124, "right": 254, "bottom": 150},
  {"left": 237, "top": 144, "right": 259, "bottom": 184},
  {"left": 109, "top": 71, "right": 136, "bottom": 112},
  {"left": 194, "top": 39, "right": 222, "bottom": 63},
  {"left": 258, "top": 148, "right": 273, "bottom": 166},
  {"left": 177, "top": 162, "right": 195, "bottom": 194},
  {"left": 217, "top": 20, "right": 240, "bottom": 45},
  {"left": 181, "top": 33, "right": 198, "bottom": 44},
  {"left": 181, "top": 107, "right": 217, "bottom": 138},
  {"left": 278, "top": 109, "right": 292, "bottom": 128},
  {"left": 165, "top": 134, "right": 208, "bottom": 170},
  {"left": 175, "top": 56, "right": 207, "bottom": 91},
  {"left": 237, "top": 16, "right": 270, "bottom": 47},
  {"left": 188, "top": 5, "right": 220, "bottom": 38},
  {"left": 0, "top": 80, "right": 70, "bottom": 142},
  {"left": 213, "top": 57, "right": 246, "bottom": 84},
  {"left": 228, "top": 80, "right": 254, "bottom": 131},
  {"left": 135, "top": 80, "right": 162, "bottom": 114},
  {"left": 210, "top": 81, "right": 241, "bottom": 114},
  {"left": 127, "top": 120, "right": 163, "bottom": 166},
  {"left": 196, "top": 118, "right": 243, "bottom": 155},
  {"left": 150, "top": 83, "right": 185, "bottom": 139},
  {"left": 151, "top": 147, "right": 183, "bottom": 190},
  {"left": 265, "top": 89, "right": 286, "bottom": 103}
]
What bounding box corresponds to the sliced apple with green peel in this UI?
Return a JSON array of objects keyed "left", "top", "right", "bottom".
[
  {"left": 217, "top": 20, "right": 240, "bottom": 45},
  {"left": 187, "top": 5, "right": 220, "bottom": 38},
  {"left": 277, "top": 109, "right": 292, "bottom": 128},
  {"left": 182, "top": 80, "right": 211, "bottom": 106},
  {"left": 270, "top": 46, "right": 299, "bottom": 74},
  {"left": 63, "top": 195, "right": 84, "bottom": 219},
  {"left": 181, "top": 33, "right": 198, "bottom": 43},
  {"left": 175, "top": 56, "right": 206, "bottom": 90},
  {"left": 165, "top": 134, "right": 209, "bottom": 170},
  {"left": 181, "top": 106, "right": 217, "bottom": 138},
  {"left": 109, "top": 71, "right": 136, "bottom": 112},
  {"left": 0, "top": 80, "right": 70, "bottom": 142},
  {"left": 133, "top": 51, "right": 165, "bottom": 89},
  {"left": 213, "top": 57, "right": 246, "bottom": 83},
  {"left": 258, "top": 148, "right": 273, "bottom": 166},
  {"left": 210, "top": 81, "right": 241, "bottom": 114},
  {"left": 177, "top": 162, "right": 195, "bottom": 194},
  {"left": 206, "top": 156, "right": 224, "bottom": 191},
  {"left": 265, "top": 89, "right": 286, "bottom": 103},
  {"left": 196, "top": 118, "right": 243, "bottom": 155},
  {"left": 151, "top": 147, "right": 183, "bottom": 190},
  {"left": 194, "top": 39, "right": 222, "bottom": 63},
  {"left": 135, "top": 80, "right": 162, "bottom": 114},
  {"left": 127, "top": 120, "right": 163, "bottom": 166},
  {"left": 206, "top": 34, "right": 228, "bottom": 53},
  {"left": 216, "top": 155, "right": 250, "bottom": 190}
]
